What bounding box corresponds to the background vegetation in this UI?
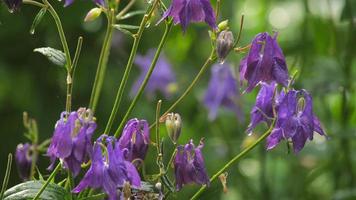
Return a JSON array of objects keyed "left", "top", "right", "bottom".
[{"left": 0, "top": 0, "right": 355, "bottom": 199}]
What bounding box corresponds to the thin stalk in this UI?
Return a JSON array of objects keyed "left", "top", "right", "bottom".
[
  {"left": 23, "top": 0, "right": 45, "bottom": 7},
  {"left": 116, "top": 0, "right": 136, "bottom": 19},
  {"left": 89, "top": 9, "right": 115, "bottom": 113},
  {"left": 149, "top": 49, "right": 216, "bottom": 130},
  {"left": 113, "top": 21, "right": 173, "bottom": 137},
  {"left": 66, "top": 37, "right": 83, "bottom": 113},
  {"left": 43, "top": 0, "right": 72, "bottom": 113},
  {"left": 43, "top": 0, "right": 72, "bottom": 69},
  {"left": 155, "top": 100, "right": 163, "bottom": 154},
  {"left": 0, "top": 154, "right": 12, "bottom": 200},
  {"left": 190, "top": 122, "right": 275, "bottom": 200},
  {"left": 33, "top": 163, "right": 61, "bottom": 200},
  {"left": 165, "top": 148, "right": 177, "bottom": 173},
  {"left": 104, "top": 0, "right": 160, "bottom": 135}
]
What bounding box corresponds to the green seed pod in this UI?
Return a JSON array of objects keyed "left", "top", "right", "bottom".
[{"left": 165, "top": 113, "right": 182, "bottom": 144}]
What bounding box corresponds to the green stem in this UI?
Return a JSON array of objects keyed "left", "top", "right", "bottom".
[
  {"left": 104, "top": 0, "right": 160, "bottom": 135},
  {"left": 190, "top": 122, "right": 275, "bottom": 200},
  {"left": 89, "top": 9, "right": 115, "bottom": 113},
  {"left": 43, "top": 0, "right": 72, "bottom": 69},
  {"left": 33, "top": 163, "right": 61, "bottom": 200},
  {"left": 23, "top": 0, "right": 45, "bottom": 7},
  {"left": 149, "top": 49, "right": 216, "bottom": 130},
  {"left": 113, "top": 21, "right": 173, "bottom": 137},
  {"left": 0, "top": 154, "right": 12, "bottom": 200},
  {"left": 66, "top": 37, "right": 83, "bottom": 113},
  {"left": 155, "top": 100, "right": 163, "bottom": 154},
  {"left": 165, "top": 148, "right": 177, "bottom": 173}
]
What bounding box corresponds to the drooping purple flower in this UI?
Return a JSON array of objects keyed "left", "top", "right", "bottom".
[
  {"left": 47, "top": 108, "right": 96, "bottom": 176},
  {"left": 246, "top": 82, "right": 277, "bottom": 134},
  {"left": 15, "top": 143, "right": 33, "bottom": 180},
  {"left": 266, "top": 89, "right": 326, "bottom": 153},
  {"left": 73, "top": 135, "right": 141, "bottom": 200},
  {"left": 204, "top": 63, "right": 243, "bottom": 121},
  {"left": 159, "top": 0, "right": 217, "bottom": 31},
  {"left": 3, "top": 0, "right": 22, "bottom": 13},
  {"left": 174, "top": 139, "right": 210, "bottom": 191},
  {"left": 239, "top": 32, "right": 289, "bottom": 92},
  {"left": 118, "top": 118, "right": 150, "bottom": 162},
  {"left": 131, "top": 49, "right": 176, "bottom": 100}
]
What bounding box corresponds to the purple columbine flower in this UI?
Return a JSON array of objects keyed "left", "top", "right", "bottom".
[
  {"left": 266, "top": 89, "right": 326, "bottom": 153},
  {"left": 239, "top": 32, "right": 289, "bottom": 92},
  {"left": 246, "top": 82, "right": 277, "bottom": 134},
  {"left": 3, "top": 0, "right": 22, "bottom": 13},
  {"left": 46, "top": 108, "right": 96, "bottom": 176},
  {"left": 131, "top": 49, "right": 176, "bottom": 100},
  {"left": 73, "top": 135, "right": 141, "bottom": 200},
  {"left": 158, "top": 0, "right": 217, "bottom": 31},
  {"left": 204, "top": 63, "right": 243, "bottom": 121},
  {"left": 15, "top": 143, "right": 33, "bottom": 180},
  {"left": 174, "top": 139, "right": 210, "bottom": 191},
  {"left": 118, "top": 118, "right": 150, "bottom": 162}
]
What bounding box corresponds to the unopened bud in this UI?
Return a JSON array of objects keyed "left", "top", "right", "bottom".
[
  {"left": 155, "top": 182, "right": 162, "bottom": 191},
  {"left": 84, "top": 7, "right": 102, "bottom": 22},
  {"left": 216, "top": 30, "right": 234, "bottom": 64},
  {"left": 165, "top": 113, "right": 182, "bottom": 144},
  {"left": 219, "top": 172, "right": 228, "bottom": 194},
  {"left": 218, "top": 20, "right": 229, "bottom": 31}
]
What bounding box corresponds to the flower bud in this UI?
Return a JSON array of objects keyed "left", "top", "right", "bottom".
[
  {"left": 165, "top": 113, "right": 182, "bottom": 144},
  {"left": 84, "top": 8, "right": 102, "bottom": 22},
  {"left": 216, "top": 30, "right": 234, "bottom": 64},
  {"left": 218, "top": 20, "right": 229, "bottom": 31}
]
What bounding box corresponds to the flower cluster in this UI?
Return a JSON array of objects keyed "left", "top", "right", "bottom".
[
  {"left": 243, "top": 33, "right": 326, "bottom": 152},
  {"left": 46, "top": 108, "right": 96, "bottom": 176},
  {"left": 73, "top": 135, "right": 141, "bottom": 200}
]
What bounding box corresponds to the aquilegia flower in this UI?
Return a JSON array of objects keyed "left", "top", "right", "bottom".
[
  {"left": 266, "top": 89, "right": 326, "bottom": 153},
  {"left": 246, "top": 82, "right": 277, "bottom": 134},
  {"left": 174, "top": 139, "right": 210, "bottom": 190},
  {"left": 159, "top": 0, "right": 217, "bottom": 31},
  {"left": 73, "top": 135, "right": 141, "bottom": 200},
  {"left": 15, "top": 143, "right": 33, "bottom": 180},
  {"left": 204, "top": 63, "right": 243, "bottom": 121},
  {"left": 131, "top": 49, "right": 176, "bottom": 99},
  {"left": 47, "top": 108, "right": 96, "bottom": 176},
  {"left": 118, "top": 118, "right": 150, "bottom": 162},
  {"left": 3, "top": 0, "right": 22, "bottom": 13},
  {"left": 239, "top": 32, "right": 289, "bottom": 92}
]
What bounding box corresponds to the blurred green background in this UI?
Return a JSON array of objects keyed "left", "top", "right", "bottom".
[{"left": 1, "top": 0, "right": 356, "bottom": 199}]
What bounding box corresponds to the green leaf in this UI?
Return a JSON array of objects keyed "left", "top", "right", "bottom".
[
  {"left": 3, "top": 181, "right": 70, "bottom": 200},
  {"left": 30, "top": 8, "right": 47, "bottom": 35},
  {"left": 117, "top": 10, "right": 145, "bottom": 20},
  {"left": 34, "top": 47, "right": 66, "bottom": 67}
]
